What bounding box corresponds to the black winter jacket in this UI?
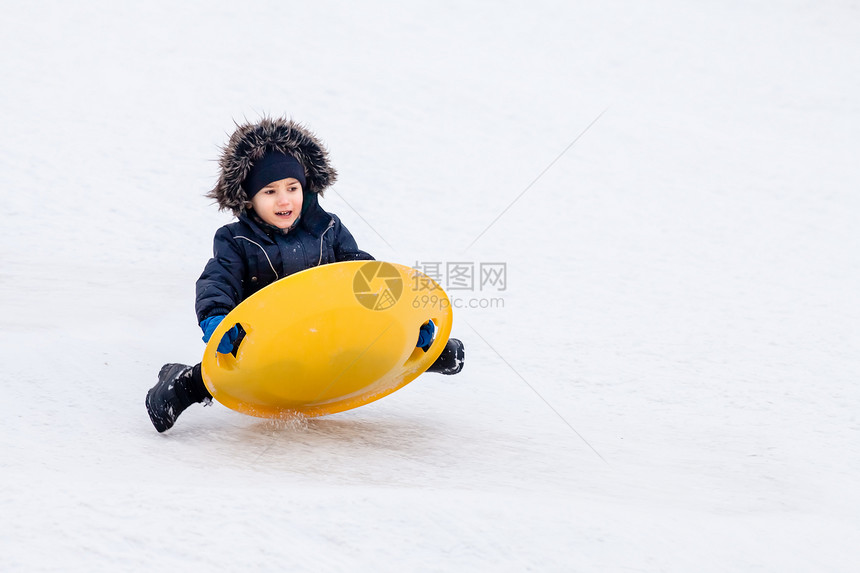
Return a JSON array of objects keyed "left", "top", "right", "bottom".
[{"left": 195, "top": 193, "right": 373, "bottom": 322}]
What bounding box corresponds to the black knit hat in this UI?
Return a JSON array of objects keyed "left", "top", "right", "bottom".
[{"left": 242, "top": 151, "right": 307, "bottom": 198}]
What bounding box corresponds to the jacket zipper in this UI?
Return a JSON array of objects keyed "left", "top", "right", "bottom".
[{"left": 318, "top": 219, "right": 336, "bottom": 266}]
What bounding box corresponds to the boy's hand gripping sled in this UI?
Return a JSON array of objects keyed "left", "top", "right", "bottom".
[{"left": 200, "top": 261, "right": 453, "bottom": 418}]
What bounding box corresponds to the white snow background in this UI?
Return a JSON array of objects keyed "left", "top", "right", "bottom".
[{"left": 2, "top": 0, "right": 859, "bottom": 571}]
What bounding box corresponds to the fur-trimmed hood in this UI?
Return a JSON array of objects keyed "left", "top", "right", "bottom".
[{"left": 208, "top": 117, "right": 338, "bottom": 215}]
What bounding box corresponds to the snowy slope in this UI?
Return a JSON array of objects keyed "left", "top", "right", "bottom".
[{"left": 2, "top": 0, "right": 859, "bottom": 571}]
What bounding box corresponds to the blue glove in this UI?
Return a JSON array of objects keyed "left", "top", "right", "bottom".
[
  {"left": 200, "top": 315, "right": 239, "bottom": 354},
  {"left": 417, "top": 320, "right": 436, "bottom": 350}
]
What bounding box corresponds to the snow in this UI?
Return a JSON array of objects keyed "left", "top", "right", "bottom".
[{"left": 2, "top": 0, "right": 860, "bottom": 570}]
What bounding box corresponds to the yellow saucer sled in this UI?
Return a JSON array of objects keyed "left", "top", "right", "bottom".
[{"left": 200, "top": 261, "right": 453, "bottom": 418}]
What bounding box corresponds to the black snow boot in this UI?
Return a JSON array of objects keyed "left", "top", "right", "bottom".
[
  {"left": 145, "top": 363, "right": 212, "bottom": 433},
  {"left": 426, "top": 338, "right": 465, "bottom": 375}
]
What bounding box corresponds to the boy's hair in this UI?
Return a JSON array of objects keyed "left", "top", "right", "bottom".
[{"left": 209, "top": 116, "right": 338, "bottom": 216}]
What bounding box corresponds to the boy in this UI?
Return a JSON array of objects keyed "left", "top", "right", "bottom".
[{"left": 145, "top": 117, "right": 465, "bottom": 432}]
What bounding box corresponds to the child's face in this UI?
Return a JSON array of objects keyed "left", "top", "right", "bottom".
[{"left": 250, "top": 177, "right": 304, "bottom": 229}]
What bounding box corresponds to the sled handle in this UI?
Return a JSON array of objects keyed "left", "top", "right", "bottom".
[
  {"left": 402, "top": 314, "right": 452, "bottom": 370},
  {"left": 205, "top": 307, "right": 253, "bottom": 372}
]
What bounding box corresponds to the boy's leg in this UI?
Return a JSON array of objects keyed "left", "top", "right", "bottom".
[
  {"left": 145, "top": 363, "right": 212, "bottom": 432},
  {"left": 426, "top": 338, "right": 465, "bottom": 375}
]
